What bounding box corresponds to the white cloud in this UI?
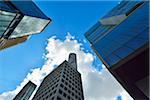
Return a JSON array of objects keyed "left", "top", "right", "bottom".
[{"left": 0, "top": 33, "right": 133, "bottom": 100}]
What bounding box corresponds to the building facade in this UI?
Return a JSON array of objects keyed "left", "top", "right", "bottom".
[
  {"left": 13, "top": 81, "right": 37, "bottom": 100},
  {"left": 32, "top": 53, "right": 84, "bottom": 100},
  {"left": 85, "top": 1, "right": 149, "bottom": 100},
  {"left": 0, "top": 0, "right": 51, "bottom": 50}
]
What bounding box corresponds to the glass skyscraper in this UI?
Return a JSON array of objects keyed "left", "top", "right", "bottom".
[
  {"left": 13, "top": 81, "right": 37, "bottom": 100},
  {"left": 0, "top": 0, "right": 51, "bottom": 50},
  {"left": 32, "top": 53, "right": 84, "bottom": 100},
  {"left": 85, "top": 1, "right": 149, "bottom": 99}
]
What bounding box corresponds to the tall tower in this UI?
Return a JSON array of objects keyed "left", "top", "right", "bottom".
[
  {"left": 85, "top": 1, "right": 149, "bottom": 99},
  {"left": 32, "top": 53, "right": 84, "bottom": 100},
  {"left": 68, "top": 53, "right": 77, "bottom": 69},
  {"left": 13, "top": 81, "right": 37, "bottom": 100}
]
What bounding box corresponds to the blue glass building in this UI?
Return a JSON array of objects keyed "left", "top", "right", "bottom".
[
  {"left": 85, "top": 1, "right": 149, "bottom": 99},
  {"left": 0, "top": 0, "right": 51, "bottom": 50},
  {"left": 13, "top": 81, "right": 37, "bottom": 100}
]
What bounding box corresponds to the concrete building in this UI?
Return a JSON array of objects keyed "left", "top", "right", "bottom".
[
  {"left": 0, "top": 0, "right": 51, "bottom": 50},
  {"left": 13, "top": 81, "right": 37, "bottom": 100},
  {"left": 85, "top": 1, "right": 149, "bottom": 100},
  {"left": 32, "top": 53, "right": 84, "bottom": 100}
]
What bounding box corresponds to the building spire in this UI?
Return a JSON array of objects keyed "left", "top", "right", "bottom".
[{"left": 68, "top": 53, "right": 77, "bottom": 69}]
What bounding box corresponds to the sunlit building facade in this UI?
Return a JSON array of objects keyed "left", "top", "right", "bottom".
[
  {"left": 85, "top": 1, "right": 149, "bottom": 99},
  {"left": 0, "top": 0, "right": 51, "bottom": 50},
  {"left": 13, "top": 81, "right": 37, "bottom": 100},
  {"left": 32, "top": 53, "right": 84, "bottom": 100}
]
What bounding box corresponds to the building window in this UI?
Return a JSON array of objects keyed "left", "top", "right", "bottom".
[
  {"left": 54, "top": 90, "right": 56, "bottom": 94},
  {"left": 64, "top": 87, "right": 67, "bottom": 91},
  {"left": 52, "top": 87, "right": 54, "bottom": 90},
  {"left": 69, "top": 80, "right": 71, "bottom": 83},
  {"left": 75, "top": 90, "right": 77, "bottom": 93},
  {"left": 62, "top": 79, "right": 64, "bottom": 83},
  {"left": 66, "top": 77, "right": 68, "bottom": 81},
  {"left": 68, "top": 90, "right": 71, "bottom": 94},
  {"left": 57, "top": 96, "right": 62, "bottom": 100},
  {"left": 67, "top": 96, "right": 71, "bottom": 100},
  {"left": 60, "top": 84, "right": 64, "bottom": 88},
  {"left": 78, "top": 92, "right": 80, "bottom": 96},
  {"left": 59, "top": 89, "right": 62, "bottom": 95},
  {"left": 72, "top": 92, "right": 74, "bottom": 96},
  {"left": 72, "top": 87, "right": 74, "bottom": 90},
  {"left": 69, "top": 85, "right": 71, "bottom": 88},
  {"left": 63, "top": 93, "right": 67, "bottom": 97},
  {"left": 65, "top": 82, "right": 68, "bottom": 85},
  {"left": 62, "top": 75, "right": 65, "bottom": 79}
]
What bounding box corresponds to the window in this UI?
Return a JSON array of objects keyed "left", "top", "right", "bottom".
[
  {"left": 57, "top": 96, "right": 62, "bottom": 100},
  {"left": 69, "top": 85, "right": 71, "bottom": 88},
  {"left": 60, "top": 84, "right": 64, "bottom": 88},
  {"left": 63, "top": 75, "right": 65, "bottom": 78},
  {"left": 72, "top": 92, "right": 74, "bottom": 96},
  {"left": 63, "top": 93, "right": 67, "bottom": 97},
  {"left": 69, "top": 80, "right": 71, "bottom": 83},
  {"left": 54, "top": 90, "right": 56, "bottom": 94},
  {"left": 64, "top": 87, "right": 67, "bottom": 90},
  {"left": 78, "top": 87, "right": 80, "bottom": 90},
  {"left": 75, "top": 90, "right": 77, "bottom": 93},
  {"left": 59, "top": 89, "right": 62, "bottom": 95},
  {"left": 65, "top": 82, "right": 68, "bottom": 85},
  {"left": 46, "top": 95, "right": 48, "bottom": 99},
  {"left": 72, "top": 83, "right": 74, "bottom": 86},
  {"left": 78, "top": 92, "right": 80, "bottom": 96},
  {"left": 67, "top": 96, "right": 71, "bottom": 100},
  {"left": 68, "top": 90, "right": 71, "bottom": 93},
  {"left": 62, "top": 79, "right": 64, "bottom": 83},
  {"left": 52, "top": 87, "right": 54, "bottom": 90},
  {"left": 72, "top": 87, "right": 74, "bottom": 90},
  {"left": 66, "top": 77, "right": 68, "bottom": 81}
]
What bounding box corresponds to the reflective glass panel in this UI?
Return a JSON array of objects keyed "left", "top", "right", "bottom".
[
  {"left": 10, "top": 16, "right": 50, "bottom": 38},
  {"left": 107, "top": 54, "right": 120, "bottom": 66},
  {"left": 0, "top": 10, "right": 16, "bottom": 37},
  {"left": 114, "top": 46, "right": 133, "bottom": 59},
  {"left": 91, "top": 2, "right": 149, "bottom": 67}
]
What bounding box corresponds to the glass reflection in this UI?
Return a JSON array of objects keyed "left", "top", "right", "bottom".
[{"left": 10, "top": 16, "right": 50, "bottom": 38}]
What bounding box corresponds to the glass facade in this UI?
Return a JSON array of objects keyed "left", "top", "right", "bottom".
[
  {"left": 85, "top": 1, "right": 149, "bottom": 67},
  {"left": 102, "top": 1, "right": 142, "bottom": 19},
  {"left": 85, "top": 22, "right": 114, "bottom": 44},
  {"left": 10, "top": 16, "right": 50, "bottom": 38},
  {"left": 0, "top": 10, "right": 16, "bottom": 37},
  {"left": 10, "top": 1, "right": 50, "bottom": 20},
  {"left": 14, "top": 81, "right": 36, "bottom": 100},
  {"left": 0, "top": 0, "right": 51, "bottom": 39},
  {"left": 0, "top": 1, "right": 17, "bottom": 13}
]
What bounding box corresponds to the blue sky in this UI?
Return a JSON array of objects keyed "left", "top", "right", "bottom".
[{"left": 0, "top": 1, "right": 132, "bottom": 100}]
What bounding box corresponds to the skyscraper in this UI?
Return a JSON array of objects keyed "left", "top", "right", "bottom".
[
  {"left": 32, "top": 53, "right": 84, "bottom": 100},
  {"left": 13, "top": 81, "right": 37, "bottom": 100},
  {"left": 85, "top": 1, "right": 149, "bottom": 99},
  {"left": 0, "top": 0, "right": 51, "bottom": 50}
]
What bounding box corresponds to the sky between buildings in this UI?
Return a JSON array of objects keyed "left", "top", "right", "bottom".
[{"left": 0, "top": 1, "right": 133, "bottom": 100}]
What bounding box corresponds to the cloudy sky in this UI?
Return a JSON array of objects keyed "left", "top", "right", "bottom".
[{"left": 0, "top": 1, "right": 133, "bottom": 100}]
